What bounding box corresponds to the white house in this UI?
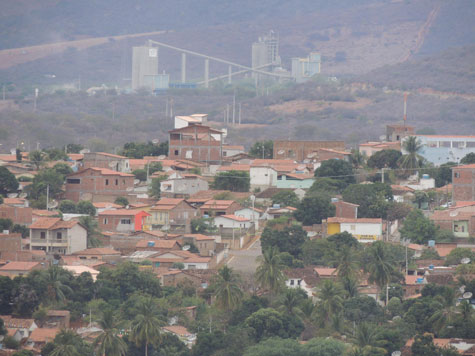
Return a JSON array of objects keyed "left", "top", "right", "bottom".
[
  {"left": 174, "top": 114, "right": 207, "bottom": 129},
  {"left": 0, "top": 316, "right": 38, "bottom": 341},
  {"left": 235, "top": 207, "right": 263, "bottom": 230},
  {"left": 214, "top": 215, "right": 252, "bottom": 229},
  {"left": 160, "top": 173, "right": 209, "bottom": 197},
  {"left": 250, "top": 166, "right": 277, "bottom": 189},
  {"left": 284, "top": 268, "right": 319, "bottom": 299}
]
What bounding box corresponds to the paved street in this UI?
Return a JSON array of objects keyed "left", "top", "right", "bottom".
[{"left": 227, "top": 238, "right": 262, "bottom": 275}]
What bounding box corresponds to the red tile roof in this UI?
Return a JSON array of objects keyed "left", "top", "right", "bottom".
[
  {"left": 201, "top": 200, "right": 236, "bottom": 210},
  {"left": 217, "top": 164, "right": 251, "bottom": 172},
  {"left": 0, "top": 316, "right": 36, "bottom": 328},
  {"left": 99, "top": 209, "right": 150, "bottom": 216},
  {"left": 183, "top": 234, "right": 215, "bottom": 241},
  {"left": 93, "top": 202, "right": 122, "bottom": 209},
  {"left": 29, "top": 328, "right": 60, "bottom": 343},
  {"left": 314, "top": 267, "right": 337, "bottom": 277},
  {"left": 30, "top": 217, "right": 79, "bottom": 230},
  {"left": 219, "top": 215, "right": 250, "bottom": 222},
  {"left": 0, "top": 261, "right": 40, "bottom": 271},
  {"left": 455, "top": 163, "right": 475, "bottom": 169},
  {"left": 72, "top": 247, "right": 120, "bottom": 256},
  {"left": 162, "top": 325, "right": 192, "bottom": 337},
  {"left": 327, "top": 217, "right": 383, "bottom": 224},
  {"left": 136, "top": 239, "right": 181, "bottom": 249}
]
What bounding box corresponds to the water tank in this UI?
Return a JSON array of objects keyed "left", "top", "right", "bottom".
[
  {"left": 429, "top": 265, "right": 434, "bottom": 270},
  {"left": 428, "top": 240, "right": 435, "bottom": 247},
  {"left": 416, "top": 278, "right": 424, "bottom": 284},
  {"left": 331, "top": 198, "right": 339, "bottom": 203},
  {"left": 272, "top": 204, "right": 281, "bottom": 209},
  {"left": 422, "top": 174, "right": 430, "bottom": 179},
  {"left": 147, "top": 241, "right": 155, "bottom": 247}
]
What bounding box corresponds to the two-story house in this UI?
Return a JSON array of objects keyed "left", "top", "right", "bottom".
[
  {"left": 29, "top": 217, "right": 87, "bottom": 255},
  {"left": 199, "top": 200, "right": 241, "bottom": 217},
  {"left": 64, "top": 167, "right": 135, "bottom": 202},
  {"left": 82, "top": 152, "right": 131, "bottom": 172},
  {"left": 452, "top": 164, "right": 475, "bottom": 203},
  {"left": 148, "top": 198, "right": 197, "bottom": 233},
  {"left": 160, "top": 173, "right": 209, "bottom": 198}
]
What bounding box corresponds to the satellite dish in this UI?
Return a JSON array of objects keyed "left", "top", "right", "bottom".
[
  {"left": 7, "top": 193, "right": 18, "bottom": 198},
  {"left": 391, "top": 352, "right": 401, "bottom": 356},
  {"left": 182, "top": 245, "right": 190, "bottom": 251},
  {"left": 463, "top": 292, "right": 473, "bottom": 299},
  {"left": 49, "top": 200, "right": 59, "bottom": 209},
  {"left": 461, "top": 258, "right": 471, "bottom": 264},
  {"left": 126, "top": 187, "right": 134, "bottom": 192},
  {"left": 134, "top": 179, "right": 140, "bottom": 185},
  {"left": 449, "top": 211, "right": 459, "bottom": 217},
  {"left": 19, "top": 193, "right": 27, "bottom": 198},
  {"left": 152, "top": 139, "right": 159, "bottom": 144},
  {"left": 277, "top": 150, "right": 285, "bottom": 155}
]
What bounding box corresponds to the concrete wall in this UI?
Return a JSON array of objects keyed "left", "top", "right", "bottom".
[{"left": 453, "top": 167, "right": 475, "bottom": 202}]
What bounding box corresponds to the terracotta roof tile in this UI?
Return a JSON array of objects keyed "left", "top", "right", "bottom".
[
  {"left": 72, "top": 247, "right": 120, "bottom": 256},
  {"left": 30, "top": 217, "right": 61, "bottom": 229},
  {"left": 29, "top": 328, "right": 60, "bottom": 343},
  {"left": 218, "top": 215, "right": 250, "bottom": 222},
  {"left": 99, "top": 209, "right": 150, "bottom": 216},
  {"left": 327, "top": 217, "right": 383, "bottom": 224}
]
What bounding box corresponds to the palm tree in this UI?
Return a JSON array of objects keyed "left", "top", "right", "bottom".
[
  {"left": 350, "top": 149, "right": 366, "bottom": 169},
  {"left": 49, "top": 330, "right": 81, "bottom": 356},
  {"left": 131, "top": 298, "right": 163, "bottom": 356},
  {"left": 312, "top": 280, "right": 343, "bottom": 328},
  {"left": 45, "top": 266, "right": 73, "bottom": 305},
  {"left": 366, "top": 241, "right": 396, "bottom": 305},
  {"left": 212, "top": 265, "right": 243, "bottom": 311},
  {"left": 255, "top": 246, "right": 285, "bottom": 295},
  {"left": 29, "top": 150, "right": 46, "bottom": 170},
  {"left": 340, "top": 275, "right": 359, "bottom": 299},
  {"left": 398, "top": 136, "right": 423, "bottom": 172},
  {"left": 94, "top": 310, "right": 127, "bottom": 356},
  {"left": 352, "top": 323, "right": 387, "bottom": 355},
  {"left": 277, "top": 288, "right": 303, "bottom": 318},
  {"left": 334, "top": 246, "right": 360, "bottom": 279}
]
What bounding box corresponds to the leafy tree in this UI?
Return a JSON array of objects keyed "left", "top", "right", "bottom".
[
  {"left": 307, "top": 177, "right": 345, "bottom": 195},
  {"left": 15, "top": 148, "right": 22, "bottom": 163},
  {"left": 3, "top": 335, "right": 20, "bottom": 349},
  {"left": 0, "top": 218, "right": 13, "bottom": 231},
  {"left": 29, "top": 150, "right": 46, "bottom": 170},
  {"left": 79, "top": 216, "right": 102, "bottom": 247},
  {"left": 28, "top": 168, "right": 65, "bottom": 201},
  {"left": 445, "top": 247, "right": 475, "bottom": 266},
  {"left": 65, "top": 143, "right": 84, "bottom": 154},
  {"left": 461, "top": 152, "right": 475, "bottom": 165},
  {"left": 260, "top": 225, "right": 307, "bottom": 258},
  {"left": 399, "top": 136, "right": 423, "bottom": 172},
  {"left": 115, "top": 196, "right": 129, "bottom": 207},
  {"left": 245, "top": 308, "right": 303, "bottom": 341},
  {"left": 400, "top": 209, "right": 437, "bottom": 244},
  {"left": 302, "top": 337, "right": 346, "bottom": 356},
  {"left": 131, "top": 298, "right": 164, "bottom": 356},
  {"left": 47, "top": 329, "right": 93, "bottom": 356},
  {"left": 367, "top": 149, "right": 402, "bottom": 169},
  {"left": 294, "top": 195, "right": 335, "bottom": 225},
  {"left": 243, "top": 337, "right": 302, "bottom": 356},
  {"left": 149, "top": 176, "right": 165, "bottom": 199},
  {"left": 148, "top": 162, "right": 163, "bottom": 175},
  {"left": 386, "top": 202, "right": 412, "bottom": 222},
  {"left": 12, "top": 283, "right": 39, "bottom": 316},
  {"left": 255, "top": 246, "right": 285, "bottom": 294},
  {"left": 272, "top": 190, "right": 299, "bottom": 207},
  {"left": 349, "top": 149, "right": 366, "bottom": 169},
  {"left": 133, "top": 169, "right": 148, "bottom": 182},
  {"left": 59, "top": 200, "right": 77, "bottom": 213},
  {"left": 344, "top": 295, "right": 382, "bottom": 323},
  {"left": 77, "top": 200, "right": 96, "bottom": 216},
  {"left": 120, "top": 141, "right": 168, "bottom": 158},
  {"left": 314, "top": 159, "right": 355, "bottom": 187},
  {"left": 12, "top": 351, "right": 34, "bottom": 356},
  {"left": 0, "top": 166, "right": 18, "bottom": 195},
  {"left": 0, "top": 276, "right": 14, "bottom": 314},
  {"left": 52, "top": 162, "right": 73, "bottom": 176},
  {"left": 411, "top": 333, "right": 459, "bottom": 356},
  {"left": 249, "top": 140, "right": 273, "bottom": 159},
  {"left": 44, "top": 148, "right": 68, "bottom": 161},
  {"left": 190, "top": 217, "right": 217, "bottom": 234},
  {"left": 94, "top": 309, "right": 127, "bottom": 356},
  {"left": 342, "top": 183, "right": 393, "bottom": 218},
  {"left": 212, "top": 170, "right": 250, "bottom": 192}
]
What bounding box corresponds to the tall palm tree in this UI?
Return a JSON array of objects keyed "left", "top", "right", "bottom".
[
  {"left": 131, "top": 298, "right": 163, "bottom": 356},
  {"left": 45, "top": 266, "right": 73, "bottom": 305},
  {"left": 94, "top": 310, "right": 127, "bottom": 356},
  {"left": 398, "top": 136, "right": 423, "bottom": 172},
  {"left": 277, "top": 288, "right": 303, "bottom": 318},
  {"left": 255, "top": 246, "right": 285, "bottom": 295},
  {"left": 312, "top": 280, "right": 343, "bottom": 328},
  {"left": 212, "top": 265, "right": 243, "bottom": 311},
  {"left": 334, "top": 246, "right": 360, "bottom": 279},
  {"left": 340, "top": 275, "right": 359, "bottom": 299},
  {"left": 49, "top": 330, "right": 81, "bottom": 356},
  {"left": 366, "top": 241, "right": 396, "bottom": 305},
  {"left": 352, "top": 323, "right": 387, "bottom": 355}
]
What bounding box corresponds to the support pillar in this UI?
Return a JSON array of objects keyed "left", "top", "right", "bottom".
[
  {"left": 204, "top": 59, "right": 209, "bottom": 88},
  {"left": 181, "top": 53, "right": 186, "bottom": 83}
]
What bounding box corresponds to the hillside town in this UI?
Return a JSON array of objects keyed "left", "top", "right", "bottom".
[{"left": 0, "top": 112, "right": 473, "bottom": 356}]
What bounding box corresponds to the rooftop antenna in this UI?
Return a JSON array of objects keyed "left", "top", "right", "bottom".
[{"left": 403, "top": 92, "right": 408, "bottom": 127}]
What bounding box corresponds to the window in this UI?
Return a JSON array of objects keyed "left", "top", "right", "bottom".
[
  {"left": 174, "top": 150, "right": 179, "bottom": 155},
  {"left": 297, "top": 280, "right": 301, "bottom": 286},
  {"left": 467, "top": 141, "right": 475, "bottom": 148},
  {"left": 120, "top": 219, "right": 131, "bottom": 225},
  {"left": 66, "top": 178, "right": 80, "bottom": 184},
  {"left": 103, "top": 218, "right": 108, "bottom": 224},
  {"left": 115, "top": 179, "right": 118, "bottom": 185},
  {"left": 40, "top": 231, "right": 46, "bottom": 239},
  {"left": 188, "top": 264, "right": 196, "bottom": 269},
  {"left": 440, "top": 141, "right": 451, "bottom": 148},
  {"left": 56, "top": 232, "right": 62, "bottom": 240},
  {"left": 455, "top": 141, "right": 465, "bottom": 148},
  {"left": 223, "top": 151, "right": 227, "bottom": 156},
  {"left": 290, "top": 280, "right": 294, "bottom": 286},
  {"left": 105, "top": 179, "right": 109, "bottom": 186},
  {"left": 455, "top": 172, "right": 460, "bottom": 178}
]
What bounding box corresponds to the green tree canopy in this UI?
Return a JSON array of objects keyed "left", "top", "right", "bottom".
[
  {"left": 249, "top": 140, "right": 273, "bottom": 159},
  {"left": 294, "top": 195, "right": 335, "bottom": 225},
  {"left": 400, "top": 209, "right": 437, "bottom": 244},
  {"left": 120, "top": 141, "right": 168, "bottom": 158},
  {"left": 212, "top": 170, "right": 250, "bottom": 192},
  {"left": 272, "top": 190, "right": 299, "bottom": 207},
  {"left": 58, "top": 200, "right": 77, "bottom": 213},
  {"left": 0, "top": 166, "right": 19, "bottom": 195},
  {"left": 342, "top": 183, "right": 393, "bottom": 218},
  {"left": 260, "top": 225, "right": 307, "bottom": 258},
  {"left": 367, "top": 149, "right": 402, "bottom": 169},
  {"left": 52, "top": 162, "right": 73, "bottom": 176},
  {"left": 114, "top": 196, "right": 129, "bottom": 207},
  {"left": 314, "top": 159, "right": 355, "bottom": 187},
  {"left": 77, "top": 200, "right": 96, "bottom": 216},
  {"left": 245, "top": 308, "right": 303, "bottom": 342},
  {"left": 461, "top": 152, "right": 475, "bottom": 165}
]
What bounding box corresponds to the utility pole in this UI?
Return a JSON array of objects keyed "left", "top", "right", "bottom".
[
  {"left": 232, "top": 92, "right": 236, "bottom": 126},
  {"left": 226, "top": 104, "right": 230, "bottom": 125},
  {"left": 33, "top": 88, "right": 38, "bottom": 112},
  {"left": 238, "top": 103, "right": 242, "bottom": 126},
  {"left": 381, "top": 168, "right": 385, "bottom": 183},
  {"left": 46, "top": 184, "right": 50, "bottom": 211},
  {"left": 2, "top": 85, "right": 5, "bottom": 101}
]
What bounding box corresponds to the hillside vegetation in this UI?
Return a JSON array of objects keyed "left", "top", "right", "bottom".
[{"left": 359, "top": 45, "right": 475, "bottom": 94}]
